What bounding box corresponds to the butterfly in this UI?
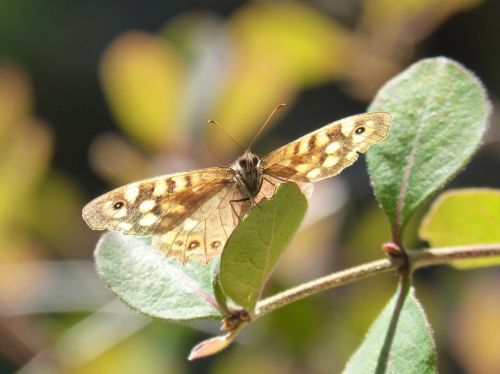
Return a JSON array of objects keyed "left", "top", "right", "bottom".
[{"left": 83, "top": 108, "right": 391, "bottom": 264}]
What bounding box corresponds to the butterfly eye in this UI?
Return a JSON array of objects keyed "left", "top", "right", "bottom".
[
  {"left": 113, "top": 201, "right": 124, "bottom": 210},
  {"left": 252, "top": 156, "right": 259, "bottom": 165},
  {"left": 239, "top": 159, "right": 248, "bottom": 168},
  {"left": 355, "top": 127, "right": 365, "bottom": 135}
]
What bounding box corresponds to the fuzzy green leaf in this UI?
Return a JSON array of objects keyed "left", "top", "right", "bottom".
[
  {"left": 420, "top": 188, "right": 500, "bottom": 268},
  {"left": 344, "top": 286, "right": 437, "bottom": 374},
  {"left": 95, "top": 232, "right": 223, "bottom": 321},
  {"left": 367, "top": 57, "right": 490, "bottom": 241},
  {"left": 219, "top": 183, "right": 307, "bottom": 315}
]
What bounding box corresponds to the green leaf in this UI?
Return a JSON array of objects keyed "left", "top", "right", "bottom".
[
  {"left": 367, "top": 57, "right": 491, "bottom": 242},
  {"left": 95, "top": 232, "right": 223, "bottom": 321},
  {"left": 219, "top": 183, "right": 307, "bottom": 315},
  {"left": 212, "top": 269, "right": 231, "bottom": 317},
  {"left": 419, "top": 188, "right": 500, "bottom": 268},
  {"left": 100, "top": 32, "right": 185, "bottom": 150},
  {"left": 344, "top": 286, "right": 437, "bottom": 374}
]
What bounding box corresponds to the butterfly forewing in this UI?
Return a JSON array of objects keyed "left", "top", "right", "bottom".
[
  {"left": 261, "top": 112, "right": 391, "bottom": 182},
  {"left": 82, "top": 167, "right": 236, "bottom": 235}
]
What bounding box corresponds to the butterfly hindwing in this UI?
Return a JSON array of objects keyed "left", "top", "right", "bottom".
[
  {"left": 261, "top": 112, "right": 391, "bottom": 182},
  {"left": 152, "top": 175, "right": 283, "bottom": 263},
  {"left": 152, "top": 185, "right": 251, "bottom": 264}
]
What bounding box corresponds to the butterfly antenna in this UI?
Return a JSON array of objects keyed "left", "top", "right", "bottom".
[
  {"left": 247, "top": 103, "right": 287, "bottom": 150},
  {"left": 208, "top": 119, "right": 245, "bottom": 152}
]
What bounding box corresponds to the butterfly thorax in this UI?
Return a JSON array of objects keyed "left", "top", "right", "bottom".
[{"left": 232, "top": 151, "right": 263, "bottom": 197}]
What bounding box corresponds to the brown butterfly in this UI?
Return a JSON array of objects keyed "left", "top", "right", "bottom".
[{"left": 82, "top": 106, "right": 391, "bottom": 264}]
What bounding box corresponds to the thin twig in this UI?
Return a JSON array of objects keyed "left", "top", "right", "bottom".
[
  {"left": 254, "top": 243, "right": 500, "bottom": 319},
  {"left": 255, "top": 257, "right": 403, "bottom": 318},
  {"left": 407, "top": 243, "right": 500, "bottom": 270}
]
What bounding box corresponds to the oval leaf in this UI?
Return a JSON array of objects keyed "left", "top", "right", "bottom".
[
  {"left": 219, "top": 183, "right": 307, "bottom": 315},
  {"left": 344, "top": 286, "right": 437, "bottom": 374},
  {"left": 100, "top": 32, "right": 186, "bottom": 150},
  {"left": 367, "top": 57, "right": 491, "bottom": 242},
  {"left": 95, "top": 232, "right": 223, "bottom": 321},
  {"left": 419, "top": 188, "right": 500, "bottom": 268}
]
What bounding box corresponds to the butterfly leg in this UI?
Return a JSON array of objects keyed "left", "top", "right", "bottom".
[
  {"left": 262, "top": 177, "right": 276, "bottom": 186},
  {"left": 229, "top": 197, "right": 251, "bottom": 222},
  {"left": 266, "top": 174, "right": 292, "bottom": 183}
]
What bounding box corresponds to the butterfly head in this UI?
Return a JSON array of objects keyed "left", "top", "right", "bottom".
[{"left": 233, "top": 151, "right": 262, "bottom": 197}]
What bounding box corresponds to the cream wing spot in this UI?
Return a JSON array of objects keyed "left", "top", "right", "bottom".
[
  {"left": 325, "top": 142, "right": 341, "bottom": 154},
  {"left": 124, "top": 184, "right": 140, "bottom": 203},
  {"left": 279, "top": 158, "right": 293, "bottom": 167},
  {"left": 340, "top": 119, "right": 355, "bottom": 137},
  {"left": 112, "top": 207, "right": 128, "bottom": 219},
  {"left": 183, "top": 218, "right": 198, "bottom": 231},
  {"left": 139, "top": 213, "right": 158, "bottom": 226},
  {"left": 153, "top": 180, "right": 167, "bottom": 196},
  {"left": 323, "top": 155, "right": 339, "bottom": 168},
  {"left": 299, "top": 139, "right": 309, "bottom": 154},
  {"left": 174, "top": 177, "right": 186, "bottom": 190},
  {"left": 352, "top": 134, "right": 365, "bottom": 144},
  {"left": 139, "top": 199, "right": 156, "bottom": 213},
  {"left": 117, "top": 222, "right": 133, "bottom": 231},
  {"left": 189, "top": 173, "right": 200, "bottom": 185},
  {"left": 306, "top": 168, "right": 321, "bottom": 179},
  {"left": 160, "top": 232, "right": 174, "bottom": 243},
  {"left": 295, "top": 164, "right": 311, "bottom": 173},
  {"left": 345, "top": 152, "right": 358, "bottom": 162},
  {"left": 316, "top": 132, "right": 330, "bottom": 147}
]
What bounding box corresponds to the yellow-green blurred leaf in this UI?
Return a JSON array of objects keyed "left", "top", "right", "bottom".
[
  {"left": 68, "top": 329, "right": 184, "bottom": 374},
  {"left": 0, "top": 118, "right": 53, "bottom": 228},
  {"left": 232, "top": 2, "right": 350, "bottom": 86},
  {"left": 161, "top": 11, "right": 240, "bottom": 157},
  {"left": 20, "top": 172, "right": 85, "bottom": 250},
  {"left": 344, "top": 203, "right": 391, "bottom": 261},
  {"left": 210, "top": 346, "right": 293, "bottom": 374},
  {"left": 350, "top": 0, "right": 484, "bottom": 100},
  {"left": 208, "top": 60, "right": 294, "bottom": 156},
  {"left": 361, "top": 0, "right": 484, "bottom": 41},
  {"left": 100, "top": 32, "right": 186, "bottom": 150},
  {"left": 450, "top": 274, "right": 500, "bottom": 374},
  {"left": 208, "top": 2, "right": 351, "bottom": 154},
  {"left": 419, "top": 188, "right": 500, "bottom": 268}
]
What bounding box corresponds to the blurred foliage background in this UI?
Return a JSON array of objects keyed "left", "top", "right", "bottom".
[{"left": 1, "top": 0, "right": 499, "bottom": 373}]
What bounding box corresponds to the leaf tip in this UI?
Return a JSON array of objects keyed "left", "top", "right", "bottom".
[{"left": 188, "top": 329, "right": 240, "bottom": 360}]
